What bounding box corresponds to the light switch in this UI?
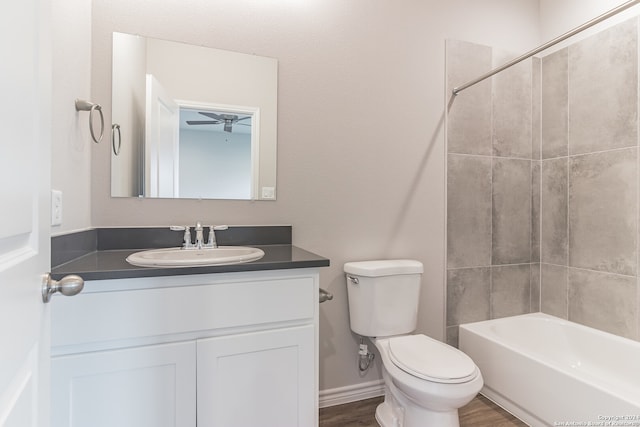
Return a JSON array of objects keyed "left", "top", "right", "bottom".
[
  {"left": 51, "top": 190, "right": 62, "bottom": 226},
  {"left": 261, "top": 187, "right": 275, "bottom": 199}
]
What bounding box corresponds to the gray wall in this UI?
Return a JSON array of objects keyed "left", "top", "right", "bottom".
[{"left": 447, "top": 17, "right": 640, "bottom": 342}]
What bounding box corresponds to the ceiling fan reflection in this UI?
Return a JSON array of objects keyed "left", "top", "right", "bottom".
[{"left": 186, "top": 111, "right": 251, "bottom": 133}]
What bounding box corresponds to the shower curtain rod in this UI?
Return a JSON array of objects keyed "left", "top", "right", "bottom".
[{"left": 452, "top": 0, "right": 640, "bottom": 96}]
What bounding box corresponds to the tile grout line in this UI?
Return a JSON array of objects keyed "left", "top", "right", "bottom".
[
  {"left": 636, "top": 16, "right": 640, "bottom": 341},
  {"left": 565, "top": 45, "right": 570, "bottom": 322},
  {"left": 489, "top": 44, "right": 495, "bottom": 321}
]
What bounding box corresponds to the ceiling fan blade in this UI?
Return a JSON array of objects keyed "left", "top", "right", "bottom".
[
  {"left": 199, "top": 111, "right": 225, "bottom": 120},
  {"left": 236, "top": 116, "right": 251, "bottom": 122},
  {"left": 186, "top": 120, "right": 221, "bottom": 125}
]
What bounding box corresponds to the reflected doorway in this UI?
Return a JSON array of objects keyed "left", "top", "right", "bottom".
[{"left": 178, "top": 105, "right": 254, "bottom": 199}]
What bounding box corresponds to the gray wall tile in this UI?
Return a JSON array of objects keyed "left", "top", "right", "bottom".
[
  {"left": 446, "top": 326, "right": 459, "bottom": 348},
  {"left": 637, "top": 277, "right": 640, "bottom": 341},
  {"left": 530, "top": 263, "right": 540, "bottom": 312},
  {"left": 568, "top": 268, "right": 638, "bottom": 339},
  {"left": 491, "top": 264, "right": 531, "bottom": 319},
  {"left": 531, "top": 161, "right": 541, "bottom": 263},
  {"left": 568, "top": 19, "right": 638, "bottom": 155},
  {"left": 446, "top": 267, "right": 491, "bottom": 326},
  {"left": 541, "top": 263, "right": 568, "bottom": 319},
  {"left": 446, "top": 40, "right": 492, "bottom": 156},
  {"left": 447, "top": 22, "right": 640, "bottom": 344},
  {"left": 541, "top": 48, "right": 568, "bottom": 159},
  {"left": 492, "top": 50, "right": 533, "bottom": 159},
  {"left": 493, "top": 158, "right": 532, "bottom": 265},
  {"left": 447, "top": 154, "right": 492, "bottom": 268},
  {"left": 532, "top": 57, "right": 541, "bottom": 161},
  {"left": 569, "top": 148, "right": 637, "bottom": 276},
  {"left": 541, "top": 157, "right": 568, "bottom": 265}
]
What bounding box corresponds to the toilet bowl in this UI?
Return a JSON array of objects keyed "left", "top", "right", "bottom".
[
  {"left": 344, "top": 260, "right": 483, "bottom": 427},
  {"left": 371, "top": 335, "right": 483, "bottom": 427}
]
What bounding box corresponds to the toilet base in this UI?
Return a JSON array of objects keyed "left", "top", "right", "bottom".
[
  {"left": 375, "top": 369, "right": 461, "bottom": 427},
  {"left": 375, "top": 399, "right": 460, "bottom": 427}
]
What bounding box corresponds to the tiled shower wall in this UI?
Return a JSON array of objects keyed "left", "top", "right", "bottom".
[
  {"left": 445, "top": 39, "right": 540, "bottom": 346},
  {"left": 538, "top": 18, "right": 638, "bottom": 339},
  {"left": 446, "top": 18, "right": 640, "bottom": 344}
]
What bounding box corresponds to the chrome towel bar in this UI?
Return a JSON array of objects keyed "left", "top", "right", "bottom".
[
  {"left": 75, "top": 98, "right": 104, "bottom": 144},
  {"left": 319, "top": 288, "right": 333, "bottom": 303}
]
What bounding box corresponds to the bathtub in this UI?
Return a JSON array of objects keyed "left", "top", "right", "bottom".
[{"left": 459, "top": 313, "right": 640, "bottom": 427}]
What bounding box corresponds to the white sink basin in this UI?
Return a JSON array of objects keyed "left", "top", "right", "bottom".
[{"left": 126, "top": 246, "right": 265, "bottom": 268}]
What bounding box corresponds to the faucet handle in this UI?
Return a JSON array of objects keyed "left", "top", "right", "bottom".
[
  {"left": 170, "top": 225, "right": 193, "bottom": 249},
  {"left": 205, "top": 225, "right": 228, "bottom": 248}
]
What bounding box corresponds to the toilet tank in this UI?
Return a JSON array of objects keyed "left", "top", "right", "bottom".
[{"left": 344, "top": 260, "right": 423, "bottom": 338}]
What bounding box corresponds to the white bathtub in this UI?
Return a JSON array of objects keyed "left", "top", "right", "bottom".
[{"left": 459, "top": 313, "right": 640, "bottom": 427}]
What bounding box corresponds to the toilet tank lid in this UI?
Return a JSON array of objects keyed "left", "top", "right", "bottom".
[{"left": 344, "top": 260, "right": 423, "bottom": 277}]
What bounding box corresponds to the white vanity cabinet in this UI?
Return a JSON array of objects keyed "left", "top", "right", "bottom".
[{"left": 50, "top": 269, "right": 320, "bottom": 427}]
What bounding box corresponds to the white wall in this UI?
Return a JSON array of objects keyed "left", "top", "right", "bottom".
[
  {"left": 111, "top": 33, "right": 146, "bottom": 197},
  {"left": 540, "top": 0, "right": 640, "bottom": 47},
  {"left": 50, "top": 0, "right": 92, "bottom": 235},
  {"left": 179, "top": 129, "right": 251, "bottom": 199},
  {"left": 47, "top": 0, "right": 544, "bottom": 394}
]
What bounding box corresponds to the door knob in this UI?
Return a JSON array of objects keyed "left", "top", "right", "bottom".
[{"left": 42, "top": 273, "right": 84, "bottom": 303}]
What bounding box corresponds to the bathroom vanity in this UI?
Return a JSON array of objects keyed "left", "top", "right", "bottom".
[{"left": 49, "top": 226, "right": 329, "bottom": 427}]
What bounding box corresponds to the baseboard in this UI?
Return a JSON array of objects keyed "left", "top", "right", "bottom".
[{"left": 319, "top": 379, "right": 385, "bottom": 408}]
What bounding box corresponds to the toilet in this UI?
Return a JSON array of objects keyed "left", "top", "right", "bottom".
[{"left": 344, "top": 260, "right": 483, "bottom": 427}]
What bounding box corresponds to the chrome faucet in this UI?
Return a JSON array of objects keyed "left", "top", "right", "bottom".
[
  {"left": 194, "top": 222, "right": 205, "bottom": 249},
  {"left": 171, "top": 223, "right": 227, "bottom": 250}
]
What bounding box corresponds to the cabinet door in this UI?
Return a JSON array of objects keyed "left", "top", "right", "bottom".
[
  {"left": 51, "top": 341, "right": 196, "bottom": 427},
  {"left": 197, "top": 325, "right": 316, "bottom": 427}
]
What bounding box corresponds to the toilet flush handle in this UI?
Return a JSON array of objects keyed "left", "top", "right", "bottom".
[{"left": 347, "top": 275, "right": 359, "bottom": 285}]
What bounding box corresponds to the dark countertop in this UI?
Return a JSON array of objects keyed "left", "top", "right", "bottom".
[{"left": 51, "top": 244, "right": 330, "bottom": 281}]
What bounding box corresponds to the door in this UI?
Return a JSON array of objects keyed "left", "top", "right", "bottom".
[
  {"left": 0, "top": 0, "right": 52, "bottom": 425},
  {"left": 197, "top": 325, "right": 316, "bottom": 427},
  {"left": 51, "top": 341, "right": 197, "bottom": 427},
  {"left": 145, "top": 74, "right": 179, "bottom": 198}
]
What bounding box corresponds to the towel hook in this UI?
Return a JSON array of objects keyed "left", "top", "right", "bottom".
[{"left": 75, "top": 99, "right": 104, "bottom": 144}]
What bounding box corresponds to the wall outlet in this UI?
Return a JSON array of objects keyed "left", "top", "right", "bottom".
[
  {"left": 51, "top": 190, "right": 63, "bottom": 226},
  {"left": 261, "top": 187, "right": 275, "bottom": 199}
]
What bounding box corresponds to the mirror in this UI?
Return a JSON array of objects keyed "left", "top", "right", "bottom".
[{"left": 110, "top": 32, "right": 278, "bottom": 200}]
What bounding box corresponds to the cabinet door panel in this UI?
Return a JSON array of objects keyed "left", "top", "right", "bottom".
[
  {"left": 197, "top": 325, "right": 315, "bottom": 427},
  {"left": 51, "top": 341, "right": 196, "bottom": 427}
]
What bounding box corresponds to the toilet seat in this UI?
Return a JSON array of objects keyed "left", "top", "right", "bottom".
[{"left": 388, "top": 335, "right": 478, "bottom": 384}]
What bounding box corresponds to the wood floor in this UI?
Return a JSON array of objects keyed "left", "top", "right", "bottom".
[{"left": 319, "top": 394, "right": 527, "bottom": 427}]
